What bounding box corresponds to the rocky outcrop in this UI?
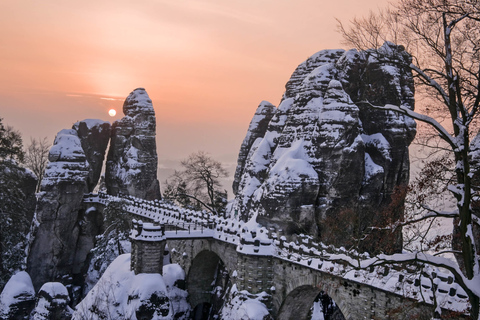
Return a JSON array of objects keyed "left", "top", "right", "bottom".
[
  {"left": 26, "top": 89, "right": 162, "bottom": 291},
  {"left": 26, "top": 120, "right": 111, "bottom": 290},
  {"left": 233, "top": 101, "right": 277, "bottom": 195},
  {"left": 233, "top": 42, "right": 416, "bottom": 254},
  {"left": 73, "top": 119, "right": 111, "bottom": 192},
  {"left": 26, "top": 128, "right": 91, "bottom": 290},
  {"left": 106, "top": 88, "right": 161, "bottom": 200}
]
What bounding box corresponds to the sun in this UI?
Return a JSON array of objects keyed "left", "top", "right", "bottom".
[{"left": 108, "top": 109, "right": 117, "bottom": 117}]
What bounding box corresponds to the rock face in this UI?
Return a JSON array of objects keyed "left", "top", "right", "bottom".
[
  {"left": 106, "top": 88, "right": 161, "bottom": 200},
  {"left": 233, "top": 101, "right": 277, "bottom": 195},
  {"left": 233, "top": 42, "right": 416, "bottom": 253},
  {"left": 27, "top": 128, "right": 91, "bottom": 290},
  {"left": 27, "top": 120, "right": 110, "bottom": 291},
  {"left": 73, "top": 119, "right": 111, "bottom": 192},
  {"left": 26, "top": 88, "right": 162, "bottom": 291}
]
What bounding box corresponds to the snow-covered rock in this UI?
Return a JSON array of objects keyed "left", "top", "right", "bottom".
[
  {"left": 27, "top": 128, "right": 91, "bottom": 290},
  {"left": 233, "top": 42, "right": 416, "bottom": 254},
  {"left": 31, "top": 282, "right": 73, "bottom": 320},
  {"left": 233, "top": 101, "right": 277, "bottom": 195},
  {"left": 74, "top": 254, "right": 190, "bottom": 320},
  {"left": 73, "top": 119, "right": 111, "bottom": 192},
  {"left": 0, "top": 271, "right": 36, "bottom": 319},
  {"left": 27, "top": 120, "right": 111, "bottom": 291},
  {"left": 106, "top": 88, "right": 161, "bottom": 200},
  {"left": 220, "top": 286, "right": 272, "bottom": 320}
]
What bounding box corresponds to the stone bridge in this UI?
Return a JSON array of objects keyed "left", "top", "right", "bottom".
[{"left": 83, "top": 193, "right": 469, "bottom": 319}]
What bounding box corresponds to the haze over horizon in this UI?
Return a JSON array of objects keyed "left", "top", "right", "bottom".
[{"left": 0, "top": 0, "right": 388, "bottom": 180}]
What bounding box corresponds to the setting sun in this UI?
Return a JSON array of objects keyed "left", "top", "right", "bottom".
[{"left": 108, "top": 109, "right": 116, "bottom": 117}]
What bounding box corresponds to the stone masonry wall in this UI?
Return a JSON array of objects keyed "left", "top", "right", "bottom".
[{"left": 131, "top": 240, "right": 166, "bottom": 275}]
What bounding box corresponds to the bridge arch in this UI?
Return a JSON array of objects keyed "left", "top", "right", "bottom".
[
  {"left": 186, "top": 249, "right": 234, "bottom": 319},
  {"left": 277, "top": 283, "right": 348, "bottom": 320},
  {"left": 187, "top": 250, "right": 225, "bottom": 307}
]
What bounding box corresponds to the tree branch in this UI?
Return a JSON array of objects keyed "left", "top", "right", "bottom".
[{"left": 359, "top": 101, "right": 456, "bottom": 148}]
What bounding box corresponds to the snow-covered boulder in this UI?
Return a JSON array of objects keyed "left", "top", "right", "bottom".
[
  {"left": 0, "top": 271, "right": 36, "bottom": 319},
  {"left": 233, "top": 42, "right": 416, "bottom": 254},
  {"left": 31, "top": 282, "right": 72, "bottom": 320},
  {"left": 163, "top": 264, "right": 190, "bottom": 319},
  {"left": 220, "top": 286, "right": 272, "bottom": 320},
  {"left": 74, "top": 254, "right": 190, "bottom": 320},
  {"left": 106, "top": 88, "right": 161, "bottom": 200}
]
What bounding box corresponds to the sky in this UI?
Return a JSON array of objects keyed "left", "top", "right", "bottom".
[{"left": 0, "top": 0, "right": 389, "bottom": 188}]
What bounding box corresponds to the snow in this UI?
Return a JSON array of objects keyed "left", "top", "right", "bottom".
[
  {"left": 361, "top": 133, "right": 391, "bottom": 161},
  {"left": 162, "top": 264, "right": 185, "bottom": 290},
  {"left": 74, "top": 254, "right": 176, "bottom": 320},
  {"left": 363, "top": 153, "right": 384, "bottom": 182},
  {"left": 269, "top": 139, "right": 318, "bottom": 181},
  {"left": 48, "top": 129, "right": 85, "bottom": 161},
  {"left": 220, "top": 289, "right": 271, "bottom": 320},
  {"left": 0, "top": 271, "right": 35, "bottom": 315},
  {"left": 310, "top": 300, "right": 325, "bottom": 320},
  {"left": 39, "top": 282, "right": 69, "bottom": 297}
]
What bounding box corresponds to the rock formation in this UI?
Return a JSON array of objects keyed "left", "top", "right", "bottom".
[
  {"left": 26, "top": 88, "right": 162, "bottom": 291},
  {"left": 26, "top": 121, "right": 110, "bottom": 291},
  {"left": 233, "top": 101, "right": 276, "bottom": 195},
  {"left": 233, "top": 42, "right": 416, "bottom": 253},
  {"left": 26, "top": 128, "right": 91, "bottom": 290},
  {"left": 106, "top": 88, "right": 161, "bottom": 200},
  {"left": 73, "top": 119, "right": 111, "bottom": 192}
]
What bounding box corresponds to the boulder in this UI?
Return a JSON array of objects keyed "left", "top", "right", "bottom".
[
  {"left": 106, "top": 88, "right": 161, "bottom": 200},
  {"left": 0, "top": 271, "right": 36, "bottom": 320},
  {"left": 31, "top": 282, "right": 72, "bottom": 320}
]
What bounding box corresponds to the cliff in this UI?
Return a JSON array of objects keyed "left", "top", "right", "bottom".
[{"left": 233, "top": 42, "right": 416, "bottom": 253}]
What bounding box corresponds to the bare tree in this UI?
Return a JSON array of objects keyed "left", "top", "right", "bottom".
[
  {"left": 164, "top": 151, "right": 228, "bottom": 216},
  {"left": 23, "top": 137, "right": 50, "bottom": 192},
  {"left": 336, "top": 0, "right": 480, "bottom": 318}
]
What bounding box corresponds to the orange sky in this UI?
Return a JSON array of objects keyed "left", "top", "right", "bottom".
[{"left": 0, "top": 0, "right": 388, "bottom": 173}]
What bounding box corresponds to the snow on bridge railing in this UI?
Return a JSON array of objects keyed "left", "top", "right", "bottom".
[{"left": 82, "top": 192, "right": 469, "bottom": 313}]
